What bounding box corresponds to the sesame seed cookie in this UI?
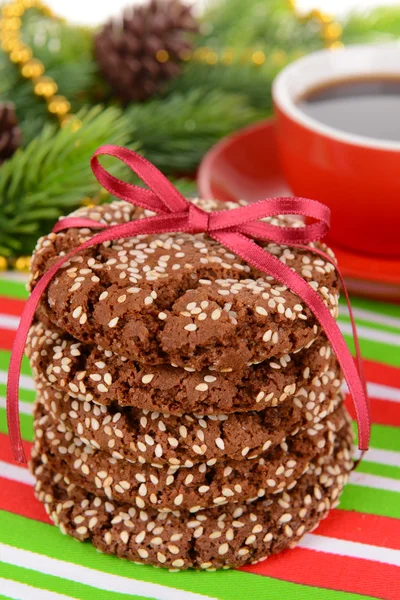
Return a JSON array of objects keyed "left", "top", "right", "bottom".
[
  {"left": 31, "top": 424, "right": 353, "bottom": 570},
  {"left": 27, "top": 320, "right": 341, "bottom": 415},
  {"left": 34, "top": 402, "right": 349, "bottom": 512},
  {"left": 30, "top": 200, "right": 339, "bottom": 371},
  {"left": 35, "top": 375, "right": 343, "bottom": 467}
]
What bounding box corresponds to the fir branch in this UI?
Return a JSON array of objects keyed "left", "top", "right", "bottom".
[
  {"left": 0, "top": 106, "right": 137, "bottom": 257},
  {"left": 126, "top": 88, "right": 263, "bottom": 173}
]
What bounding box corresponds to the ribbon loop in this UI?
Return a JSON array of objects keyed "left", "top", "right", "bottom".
[{"left": 6, "top": 144, "right": 370, "bottom": 464}]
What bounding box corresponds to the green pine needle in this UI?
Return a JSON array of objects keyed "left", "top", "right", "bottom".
[{"left": 0, "top": 106, "right": 137, "bottom": 257}]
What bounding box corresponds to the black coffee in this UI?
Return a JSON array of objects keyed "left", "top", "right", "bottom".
[{"left": 297, "top": 77, "right": 400, "bottom": 141}]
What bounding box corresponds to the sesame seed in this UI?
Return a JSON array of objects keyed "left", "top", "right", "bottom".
[
  {"left": 195, "top": 383, "right": 208, "bottom": 392},
  {"left": 158, "top": 312, "right": 167, "bottom": 320},
  {"left": 184, "top": 323, "right": 197, "bottom": 332},
  {"left": 142, "top": 374, "right": 154, "bottom": 384},
  {"left": 215, "top": 437, "right": 225, "bottom": 450},
  {"left": 108, "top": 317, "right": 119, "bottom": 328},
  {"left": 211, "top": 309, "right": 221, "bottom": 320},
  {"left": 218, "top": 543, "right": 229, "bottom": 555},
  {"left": 255, "top": 306, "right": 268, "bottom": 316}
]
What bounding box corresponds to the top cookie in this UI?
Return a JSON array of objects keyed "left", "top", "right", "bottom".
[{"left": 30, "top": 200, "right": 339, "bottom": 370}]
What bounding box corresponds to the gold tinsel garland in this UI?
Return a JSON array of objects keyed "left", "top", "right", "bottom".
[{"left": 0, "top": 0, "right": 343, "bottom": 271}]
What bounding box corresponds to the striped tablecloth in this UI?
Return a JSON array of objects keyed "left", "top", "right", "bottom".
[{"left": 0, "top": 275, "right": 399, "bottom": 600}]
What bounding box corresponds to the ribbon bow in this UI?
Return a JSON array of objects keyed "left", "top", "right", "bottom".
[{"left": 7, "top": 144, "right": 370, "bottom": 463}]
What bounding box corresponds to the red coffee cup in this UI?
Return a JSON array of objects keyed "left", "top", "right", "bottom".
[{"left": 272, "top": 43, "right": 400, "bottom": 258}]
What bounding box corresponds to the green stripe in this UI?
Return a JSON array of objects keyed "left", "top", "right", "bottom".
[
  {"left": 0, "top": 408, "right": 33, "bottom": 440},
  {"left": 353, "top": 422, "right": 400, "bottom": 453},
  {"left": 339, "top": 485, "right": 400, "bottom": 519},
  {"left": 0, "top": 279, "right": 28, "bottom": 300},
  {"left": 0, "top": 351, "right": 31, "bottom": 375},
  {"left": 0, "top": 384, "right": 36, "bottom": 403},
  {"left": 357, "top": 460, "right": 400, "bottom": 481},
  {"left": 340, "top": 296, "right": 400, "bottom": 321},
  {"left": 343, "top": 333, "right": 400, "bottom": 368},
  {"left": 0, "top": 511, "right": 375, "bottom": 600},
  {"left": 0, "top": 562, "right": 151, "bottom": 600}
]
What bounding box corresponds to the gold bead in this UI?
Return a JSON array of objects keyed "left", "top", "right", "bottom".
[
  {"left": 0, "top": 16, "right": 21, "bottom": 31},
  {"left": 220, "top": 48, "right": 235, "bottom": 65},
  {"left": 310, "top": 9, "right": 333, "bottom": 24},
  {"left": 34, "top": 76, "right": 58, "bottom": 98},
  {"left": 21, "top": 58, "right": 45, "bottom": 79},
  {"left": 47, "top": 95, "right": 71, "bottom": 116},
  {"left": 61, "top": 115, "right": 82, "bottom": 132},
  {"left": 81, "top": 197, "right": 95, "bottom": 207},
  {"left": 323, "top": 22, "right": 343, "bottom": 41},
  {"left": 10, "top": 45, "right": 32, "bottom": 64},
  {"left": 156, "top": 49, "right": 169, "bottom": 63},
  {"left": 252, "top": 50, "right": 265, "bottom": 66},
  {"left": 15, "top": 256, "right": 31, "bottom": 272},
  {"left": 0, "top": 256, "right": 7, "bottom": 271},
  {"left": 205, "top": 50, "right": 218, "bottom": 65},
  {"left": 2, "top": 3, "right": 24, "bottom": 18},
  {"left": 193, "top": 47, "right": 210, "bottom": 63}
]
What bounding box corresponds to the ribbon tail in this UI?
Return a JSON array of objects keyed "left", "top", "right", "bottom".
[
  {"left": 6, "top": 213, "right": 192, "bottom": 462},
  {"left": 212, "top": 230, "right": 370, "bottom": 451}
]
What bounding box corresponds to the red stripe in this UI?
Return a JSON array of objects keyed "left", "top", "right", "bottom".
[
  {"left": 0, "top": 476, "right": 50, "bottom": 523},
  {"left": 317, "top": 509, "right": 400, "bottom": 549},
  {"left": 0, "top": 327, "right": 16, "bottom": 351},
  {"left": 241, "top": 548, "right": 400, "bottom": 600},
  {"left": 363, "top": 359, "right": 400, "bottom": 388},
  {"left": 0, "top": 433, "right": 32, "bottom": 465},
  {"left": 345, "top": 394, "right": 400, "bottom": 427},
  {"left": 0, "top": 296, "right": 25, "bottom": 317}
]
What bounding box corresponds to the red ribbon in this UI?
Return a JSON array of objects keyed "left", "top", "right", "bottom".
[{"left": 7, "top": 144, "right": 370, "bottom": 463}]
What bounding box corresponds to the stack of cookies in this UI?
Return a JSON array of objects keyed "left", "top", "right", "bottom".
[{"left": 27, "top": 199, "right": 353, "bottom": 571}]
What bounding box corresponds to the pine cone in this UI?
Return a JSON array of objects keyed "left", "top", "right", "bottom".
[
  {"left": 94, "top": 0, "right": 198, "bottom": 102},
  {"left": 0, "top": 102, "right": 21, "bottom": 164}
]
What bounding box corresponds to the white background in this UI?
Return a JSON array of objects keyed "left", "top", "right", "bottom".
[{"left": 42, "top": 1, "right": 400, "bottom": 26}]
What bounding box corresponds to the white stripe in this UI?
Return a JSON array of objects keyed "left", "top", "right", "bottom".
[
  {"left": 339, "top": 321, "right": 400, "bottom": 347},
  {"left": 0, "top": 371, "right": 36, "bottom": 391},
  {"left": 340, "top": 305, "right": 400, "bottom": 331},
  {"left": 363, "top": 447, "right": 400, "bottom": 469},
  {"left": 0, "top": 396, "right": 33, "bottom": 415},
  {"left": 342, "top": 381, "right": 400, "bottom": 403},
  {"left": 0, "top": 314, "right": 20, "bottom": 330},
  {"left": 0, "top": 461, "right": 35, "bottom": 486},
  {"left": 298, "top": 534, "right": 400, "bottom": 566},
  {"left": 349, "top": 470, "right": 400, "bottom": 493},
  {"left": 0, "top": 544, "right": 218, "bottom": 600},
  {"left": 0, "top": 577, "right": 76, "bottom": 600},
  {"left": 0, "top": 577, "right": 78, "bottom": 600}
]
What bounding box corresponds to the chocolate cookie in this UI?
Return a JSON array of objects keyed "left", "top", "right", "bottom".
[
  {"left": 27, "top": 320, "right": 342, "bottom": 415},
  {"left": 34, "top": 402, "right": 350, "bottom": 511},
  {"left": 31, "top": 428, "right": 353, "bottom": 570},
  {"left": 35, "top": 376, "right": 343, "bottom": 466},
  {"left": 29, "top": 200, "right": 339, "bottom": 371}
]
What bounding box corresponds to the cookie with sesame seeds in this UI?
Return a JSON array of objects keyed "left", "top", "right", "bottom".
[
  {"left": 35, "top": 373, "right": 343, "bottom": 467},
  {"left": 27, "top": 319, "right": 342, "bottom": 415},
  {"left": 30, "top": 422, "right": 353, "bottom": 570},
  {"left": 33, "top": 401, "right": 350, "bottom": 512},
  {"left": 29, "top": 199, "right": 339, "bottom": 371}
]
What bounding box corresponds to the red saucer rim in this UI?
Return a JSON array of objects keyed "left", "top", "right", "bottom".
[
  {"left": 198, "top": 118, "right": 400, "bottom": 286},
  {"left": 198, "top": 118, "right": 275, "bottom": 200}
]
